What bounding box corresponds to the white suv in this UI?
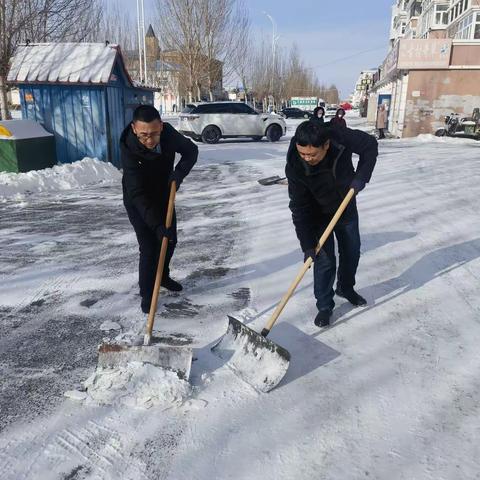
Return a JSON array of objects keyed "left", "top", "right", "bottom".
[{"left": 178, "top": 101, "right": 287, "bottom": 144}]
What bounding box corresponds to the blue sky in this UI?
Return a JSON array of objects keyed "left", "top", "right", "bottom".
[{"left": 117, "top": 0, "right": 394, "bottom": 98}]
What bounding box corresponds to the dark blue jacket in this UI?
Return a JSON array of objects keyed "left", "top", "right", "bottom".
[{"left": 285, "top": 125, "right": 377, "bottom": 251}]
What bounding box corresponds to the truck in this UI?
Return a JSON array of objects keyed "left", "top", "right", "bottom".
[{"left": 290, "top": 97, "right": 319, "bottom": 112}]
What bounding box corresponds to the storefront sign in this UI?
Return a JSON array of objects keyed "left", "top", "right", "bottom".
[
  {"left": 384, "top": 41, "right": 399, "bottom": 78},
  {"left": 397, "top": 39, "right": 452, "bottom": 69}
]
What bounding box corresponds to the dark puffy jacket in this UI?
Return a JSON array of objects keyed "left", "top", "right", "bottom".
[
  {"left": 121, "top": 122, "right": 198, "bottom": 231},
  {"left": 285, "top": 125, "right": 377, "bottom": 251},
  {"left": 329, "top": 116, "right": 347, "bottom": 128}
]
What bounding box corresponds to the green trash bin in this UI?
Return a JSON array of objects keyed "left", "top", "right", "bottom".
[{"left": 0, "top": 120, "right": 57, "bottom": 173}]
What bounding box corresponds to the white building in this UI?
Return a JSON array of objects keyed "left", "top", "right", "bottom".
[
  {"left": 351, "top": 70, "right": 376, "bottom": 109},
  {"left": 447, "top": 0, "right": 480, "bottom": 39},
  {"left": 390, "top": 0, "right": 409, "bottom": 47},
  {"left": 417, "top": 0, "right": 450, "bottom": 38}
]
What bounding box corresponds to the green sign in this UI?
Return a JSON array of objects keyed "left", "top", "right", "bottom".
[{"left": 290, "top": 97, "right": 317, "bottom": 110}]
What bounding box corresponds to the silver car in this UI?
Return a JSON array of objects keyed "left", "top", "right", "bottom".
[{"left": 178, "top": 101, "right": 287, "bottom": 144}]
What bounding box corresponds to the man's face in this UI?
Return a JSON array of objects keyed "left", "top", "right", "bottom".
[
  {"left": 296, "top": 140, "right": 330, "bottom": 166},
  {"left": 132, "top": 119, "right": 163, "bottom": 150}
]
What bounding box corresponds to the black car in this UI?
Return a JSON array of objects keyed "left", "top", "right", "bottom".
[{"left": 280, "top": 107, "right": 312, "bottom": 119}]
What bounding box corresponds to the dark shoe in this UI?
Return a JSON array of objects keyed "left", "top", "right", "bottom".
[
  {"left": 161, "top": 276, "right": 183, "bottom": 292},
  {"left": 335, "top": 287, "right": 367, "bottom": 306},
  {"left": 141, "top": 297, "right": 151, "bottom": 313},
  {"left": 314, "top": 309, "right": 332, "bottom": 327}
]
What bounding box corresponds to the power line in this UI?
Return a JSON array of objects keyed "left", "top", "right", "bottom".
[{"left": 304, "top": 46, "right": 387, "bottom": 71}]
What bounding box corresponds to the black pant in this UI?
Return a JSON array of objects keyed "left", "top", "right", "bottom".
[
  {"left": 126, "top": 206, "right": 177, "bottom": 302},
  {"left": 378, "top": 128, "right": 385, "bottom": 139},
  {"left": 313, "top": 201, "right": 361, "bottom": 311}
]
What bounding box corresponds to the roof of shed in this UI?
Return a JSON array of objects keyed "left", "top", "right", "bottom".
[{"left": 7, "top": 43, "right": 132, "bottom": 85}]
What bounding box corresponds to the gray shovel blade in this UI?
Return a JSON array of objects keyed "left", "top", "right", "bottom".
[
  {"left": 257, "top": 175, "right": 286, "bottom": 186},
  {"left": 211, "top": 316, "right": 290, "bottom": 393},
  {"left": 98, "top": 343, "right": 192, "bottom": 381}
]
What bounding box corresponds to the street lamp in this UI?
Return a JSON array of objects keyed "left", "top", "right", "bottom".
[{"left": 263, "top": 11, "right": 280, "bottom": 111}]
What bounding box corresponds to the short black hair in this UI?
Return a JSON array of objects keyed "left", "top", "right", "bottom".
[
  {"left": 313, "top": 106, "right": 325, "bottom": 116},
  {"left": 295, "top": 120, "right": 332, "bottom": 147},
  {"left": 132, "top": 105, "right": 161, "bottom": 123}
]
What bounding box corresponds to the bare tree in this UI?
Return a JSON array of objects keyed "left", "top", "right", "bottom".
[
  {"left": 155, "top": 0, "right": 205, "bottom": 102},
  {"left": 0, "top": 0, "right": 102, "bottom": 120},
  {"left": 198, "top": 0, "right": 249, "bottom": 100},
  {"left": 88, "top": 1, "right": 136, "bottom": 51},
  {"left": 229, "top": 1, "right": 251, "bottom": 100},
  {"left": 155, "top": 0, "right": 251, "bottom": 102}
]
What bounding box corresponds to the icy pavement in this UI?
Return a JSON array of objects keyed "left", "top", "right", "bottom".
[{"left": 1, "top": 116, "right": 480, "bottom": 479}]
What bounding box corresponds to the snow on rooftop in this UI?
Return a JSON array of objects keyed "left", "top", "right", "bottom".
[{"left": 7, "top": 43, "right": 121, "bottom": 85}]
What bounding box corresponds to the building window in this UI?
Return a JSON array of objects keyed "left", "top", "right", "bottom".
[
  {"left": 475, "top": 13, "right": 480, "bottom": 39},
  {"left": 435, "top": 4, "right": 449, "bottom": 25},
  {"left": 456, "top": 13, "right": 474, "bottom": 39},
  {"left": 410, "top": 1, "right": 422, "bottom": 17}
]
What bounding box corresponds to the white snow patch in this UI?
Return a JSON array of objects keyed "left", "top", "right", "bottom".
[
  {"left": 0, "top": 157, "right": 121, "bottom": 201},
  {"left": 63, "top": 390, "right": 88, "bottom": 401},
  {"left": 99, "top": 321, "right": 122, "bottom": 331},
  {"left": 83, "top": 362, "right": 191, "bottom": 409}
]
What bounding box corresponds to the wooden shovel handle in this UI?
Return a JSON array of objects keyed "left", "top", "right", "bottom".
[
  {"left": 145, "top": 181, "right": 177, "bottom": 339},
  {"left": 261, "top": 188, "right": 355, "bottom": 336}
]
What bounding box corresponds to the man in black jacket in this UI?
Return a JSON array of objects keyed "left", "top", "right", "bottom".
[
  {"left": 121, "top": 105, "right": 198, "bottom": 313},
  {"left": 286, "top": 121, "right": 377, "bottom": 327}
]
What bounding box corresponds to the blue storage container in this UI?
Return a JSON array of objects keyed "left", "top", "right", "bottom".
[{"left": 7, "top": 43, "right": 155, "bottom": 168}]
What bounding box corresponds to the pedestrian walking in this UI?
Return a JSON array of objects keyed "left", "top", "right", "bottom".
[
  {"left": 376, "top": 104, "right": 388, "bottom": 139},
  {"left": 121, "top": 105, "right": 198, "bottom": 313},
  {"left": 285, "top": 121, "right": 378, "bottom": 327},
  {"left": 330, "top": 108, "right": 347, "bottom": 127},
  {"left": 312, "top": 106, "right": 326, "bottom": 124}
]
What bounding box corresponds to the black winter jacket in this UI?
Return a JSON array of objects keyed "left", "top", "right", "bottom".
[
  {"left": 286, "top": 125, "right": 377, "bottom": 251},
  {"left": 121, "top": 122, "right": 198, "bottom": 231}
]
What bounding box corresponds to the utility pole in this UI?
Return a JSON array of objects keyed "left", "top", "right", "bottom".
[
  {"left": 141, "top": 0, "right": 147, "bottom": 84},
  {"left": 136, "top": 0, "right": 143, "bottom": 82}
]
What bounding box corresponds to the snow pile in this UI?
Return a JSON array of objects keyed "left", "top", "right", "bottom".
[
  {"left": 414, "top": 133, "right": 475, "bottom": 143},
  {"left": 0, "top": 157, "right": 121, "bottom": 201},
  {"left": 82, "top": 362, "right": 191, "bottom": 409}
]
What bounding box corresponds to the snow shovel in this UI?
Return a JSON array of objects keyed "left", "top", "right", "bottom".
[
  {"left": 97, "top": 181, "right": 192, "bottom": 380},
  {"left": 258, "top": 175, "right": 287, "bottom": 186},
  {"left": 211, "top": 188, "right": 355, "bottom": 392}
]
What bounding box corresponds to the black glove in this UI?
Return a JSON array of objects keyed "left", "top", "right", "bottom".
[
  {"left": 169, "top": 170, "right": 183, "bottom": 191},
  {"left": 304, "top": 248, "right": 317, "bottom": 263},
  {"left": 350, "top": 178, "right": 366, "bottom": 194},
  {"left": 156, "top": 225, "right": 175, "bottom": 241}
]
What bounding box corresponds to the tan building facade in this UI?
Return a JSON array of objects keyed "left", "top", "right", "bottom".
[{"left": 369, "top": 0, "right": 480, "bottom": 137}]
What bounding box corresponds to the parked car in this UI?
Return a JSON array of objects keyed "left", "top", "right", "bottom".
[
  {"left": 179, "top": 101, "right": 287, "bottom": 144},
  {"left": 279, "top": 107, "right": 312, "bottom": 119},
  {"left": 324, "top": 106, "right": 338, "bottom": 118}
]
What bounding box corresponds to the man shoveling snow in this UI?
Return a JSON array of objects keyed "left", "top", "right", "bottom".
[{"left": 286, "top": 121, "right": 378, "bottom": 327}]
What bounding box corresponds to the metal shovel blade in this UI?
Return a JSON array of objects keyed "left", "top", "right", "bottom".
[
  {"left": 211, "top": 316, "right": 290, "bottom": 393},
  {"left": 257, "top": 175, "right": 287, "bottom": 186},
  {"left": 97, "top": 343, "right": 192, "bottom": 381}
]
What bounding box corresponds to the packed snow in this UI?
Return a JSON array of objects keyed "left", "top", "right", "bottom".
[
  {"left": 81, "top": 362, "right": 191, "bottom": 409},
  {"left": 1, "top": 114, "right": 480, "bottom": 479}
]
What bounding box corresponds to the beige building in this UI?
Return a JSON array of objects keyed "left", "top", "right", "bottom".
[{"left": 369, "top": 0, "right": 480, "bottom": 137}]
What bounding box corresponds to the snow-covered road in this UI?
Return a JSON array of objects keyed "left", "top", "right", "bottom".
[{"left": 1, "top": 116, "right": 480, "bottom": 479}]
